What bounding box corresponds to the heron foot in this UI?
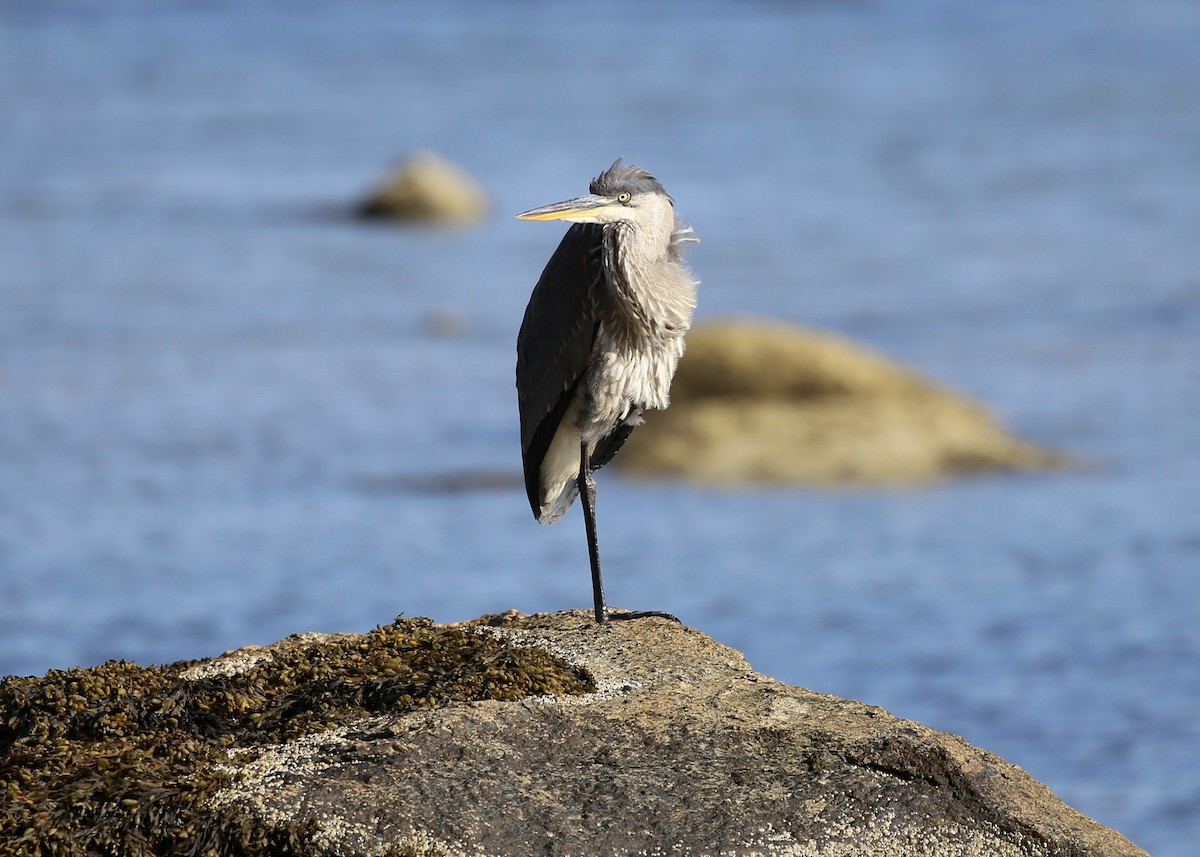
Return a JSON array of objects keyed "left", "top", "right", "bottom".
[{"left": 607, "top": 609, "right": 682, "bottom": 624}]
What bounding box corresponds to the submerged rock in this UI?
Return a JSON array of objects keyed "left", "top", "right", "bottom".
[
  {"left": 355, "top": 151, "right": 489, "bottom": 224},
  {"left": 618, "top": 319, "right": 1067, "bottom": 485}
]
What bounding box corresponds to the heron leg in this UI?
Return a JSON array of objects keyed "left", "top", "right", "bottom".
[{"left": 579, "top": 443, "right": 608, "bottom": 624}]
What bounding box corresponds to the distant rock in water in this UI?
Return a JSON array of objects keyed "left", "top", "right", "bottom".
[
  {"left": 618, "top": 319, "right": 1067, "bottom": 485},
  {"left": 356, "top": 151, "right": 489, "bottom": 224}
]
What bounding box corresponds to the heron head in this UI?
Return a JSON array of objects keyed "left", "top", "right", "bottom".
[{"left": 515, "top": 159, "right": 673, "bottom": 225}]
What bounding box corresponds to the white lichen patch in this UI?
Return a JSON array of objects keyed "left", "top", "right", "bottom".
[{"left": 469, "top": 623, "right": 643, "bottom": 704}]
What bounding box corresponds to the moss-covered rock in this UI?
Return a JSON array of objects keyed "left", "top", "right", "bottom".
[
  {"left": 1, "top": 612, "right": 1144, "bottom": 856},
  {"left": 203, "top": 611, "right": 1146, "bottom": 856},
  {"left": 0, "top": 619, "right": 592, "bottom": 856}
]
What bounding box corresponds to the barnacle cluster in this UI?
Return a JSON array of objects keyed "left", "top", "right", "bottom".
[{"left": 1, "top": 618, "right": 594, "bottom": 855}]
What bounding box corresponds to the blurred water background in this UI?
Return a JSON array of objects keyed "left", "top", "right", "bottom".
[{"left": 2, "top": 0, "right": 1198, "bottom": 852}]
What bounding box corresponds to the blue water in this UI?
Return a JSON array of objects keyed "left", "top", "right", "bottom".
[{"left": 2, "top": 1, "right": 1198, "bottom": 852}]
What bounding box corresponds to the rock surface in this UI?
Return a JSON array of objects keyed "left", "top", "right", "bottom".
[
  {"left": 355, "top": 152, "right": 489, "bottom": 224},
  {"left": 207, "top": 611, "right": 1143, "bottom": 857},
  {"left": 617, "top": 320, "right": 1067, "bottom": 485}
]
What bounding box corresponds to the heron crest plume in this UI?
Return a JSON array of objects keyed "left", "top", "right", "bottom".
[{"left": 589, "top": 158, "right": 670, "bottom": 201}]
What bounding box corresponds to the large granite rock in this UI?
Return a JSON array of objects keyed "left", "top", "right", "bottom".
[
  {"left": 204, "top": 611, "right": 1142, "bottom": 856},
  {"left": 617, "top": 320, "right": 1067, "bottom": 485}
]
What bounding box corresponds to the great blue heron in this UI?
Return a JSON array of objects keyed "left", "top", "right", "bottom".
[{"left": 515, "top": 160, "right": 699, "bottom": 623}]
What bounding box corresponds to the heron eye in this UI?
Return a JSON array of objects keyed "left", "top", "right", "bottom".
[{"left": 616, "top": 192, "right": 631, "bottom": 203}]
